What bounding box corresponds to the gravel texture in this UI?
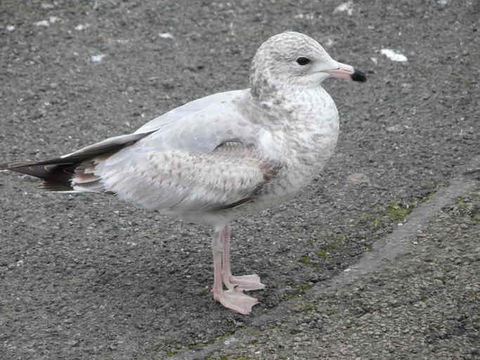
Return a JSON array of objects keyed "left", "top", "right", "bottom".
[{"left": 1, "top": 0, "right": 479, "bottom": 359}]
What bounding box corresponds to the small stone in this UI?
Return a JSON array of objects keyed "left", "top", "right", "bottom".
[
  {"left": 90, "top": 54, "right": 106, "bottom": 63},
  {"left": 41, "top": 3, "right": 55, "bottom": 9},
  {"left": 381, "top": 49, "right": 408, "bottom": 62},
  {"left": 158, "top": 32, "right": 174, "bottom": 39},
  {"left": 333, "top": 1, "right": 354, "bottom": 16},
  {"left": 346, "top": 173, "right": 370, "bottom": 185},
  {"left": 386, "top": 124, "right": 403, "bottom": 133},
  {"left": 75, "top": 24, "right": 89, "bottom": 31},
  {"left": 34, "top": 20, "right": 50, "bottom": 27}
]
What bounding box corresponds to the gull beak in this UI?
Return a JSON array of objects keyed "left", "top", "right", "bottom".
[{"left": 325, "top": 61, "right": 367, "bottom": 82}]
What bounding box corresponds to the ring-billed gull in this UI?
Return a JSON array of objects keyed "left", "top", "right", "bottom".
[{"left": 1, "top": 32, "right": 366, "bottom": 314}]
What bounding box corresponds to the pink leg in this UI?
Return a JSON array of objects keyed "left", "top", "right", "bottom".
[
  {"left": 221, "top": 225, "right": 265, "bottom": 291},
  {"left": 211, "top": 225, "right": 260, "bottom": 315}
]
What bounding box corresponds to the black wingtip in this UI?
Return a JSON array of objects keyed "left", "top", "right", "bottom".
[{"left": 351, "top": 69, "right": 367, "bottom": 82}]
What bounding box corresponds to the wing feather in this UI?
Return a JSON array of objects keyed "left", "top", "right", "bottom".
[
  {"left": 91, "top": 142, "right": 281, "bottom": 212},
  {"left": 134, "top": 90, "right": 247, "bottom": 134}
]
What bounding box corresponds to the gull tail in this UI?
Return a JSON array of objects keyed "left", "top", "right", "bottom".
[
  {"left": 1, "top": 131, "right": 154, "bottom": 192},
  {"left": 1, "top": 160, "right": 81, "bottom": 191}
]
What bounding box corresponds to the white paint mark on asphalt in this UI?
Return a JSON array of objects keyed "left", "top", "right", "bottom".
[{"left": 6, "top": 25, "right": 16, "bottom": 31}]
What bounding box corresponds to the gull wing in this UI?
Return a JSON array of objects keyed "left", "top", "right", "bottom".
[
  {"left": 134, "top": 89, "right": 248, "bottom": 134},
  {"left": 86, "top": 89, "right": 281, "bottom": 210},
  {"left": 3, "top": 89, "right": 280, "bottom": 196},
  {"left": 63, "top": 88, "right": 282, "bottom": 210},
  {"left": 92, "top": 141, "right": 281, "bottom": 211}
]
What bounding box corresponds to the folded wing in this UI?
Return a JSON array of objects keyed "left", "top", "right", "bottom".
[{"left": 90, "top": 141, "right": 281, "bottom": 211}]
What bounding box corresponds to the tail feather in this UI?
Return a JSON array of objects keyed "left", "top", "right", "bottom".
[
  {"left": 1, "top": 161, "right": 56, "bottom": 177},
  {"left": 1, "top": 130, "right": 154, "bottom": 192},
  {"left": 2, "top": 161, "right": 79, "bottom": 191}
]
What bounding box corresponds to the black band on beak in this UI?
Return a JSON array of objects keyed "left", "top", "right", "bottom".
[{"left": 351, "top": 69, "right": 367, "bottom": 82}]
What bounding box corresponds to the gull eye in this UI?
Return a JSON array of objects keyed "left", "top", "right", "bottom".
[{"left": 296, "top": 57, "right": 311, "bottom": 65}]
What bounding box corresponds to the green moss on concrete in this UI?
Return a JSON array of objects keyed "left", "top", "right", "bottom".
[{"left": 385, "top": 201, "right": 415, "bottom": 221}]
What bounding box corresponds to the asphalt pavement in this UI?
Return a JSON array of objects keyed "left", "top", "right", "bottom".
[{"left": 1, "top": 1, "right": 479, "bottom": 359}]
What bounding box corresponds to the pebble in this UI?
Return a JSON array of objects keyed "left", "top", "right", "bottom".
[
  {"left": 346, "top": 173, "right": 370, "bottom": 185},
  {"left": 90, "top": 54, "right": 106, "bottom": 63},
  {"left": 333, "top": 1, "right": 354, "bottom": 16},
  {"left": 158, "top": 32, "right": 174, "bottom": 39},
  {"left": 34, "top": 20, "right": 50, "bottom": 27},
  {"left": 381, "top": 49, "right": 408, "bottom": 62}
]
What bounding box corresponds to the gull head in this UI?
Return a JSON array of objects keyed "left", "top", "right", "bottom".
[{"left": 250, "top": 32, "right": 366, "bottom": 97}]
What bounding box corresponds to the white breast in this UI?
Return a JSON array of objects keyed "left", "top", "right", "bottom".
[{"left": 243, "top": 86, "right": 340, "bottom": 209}]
